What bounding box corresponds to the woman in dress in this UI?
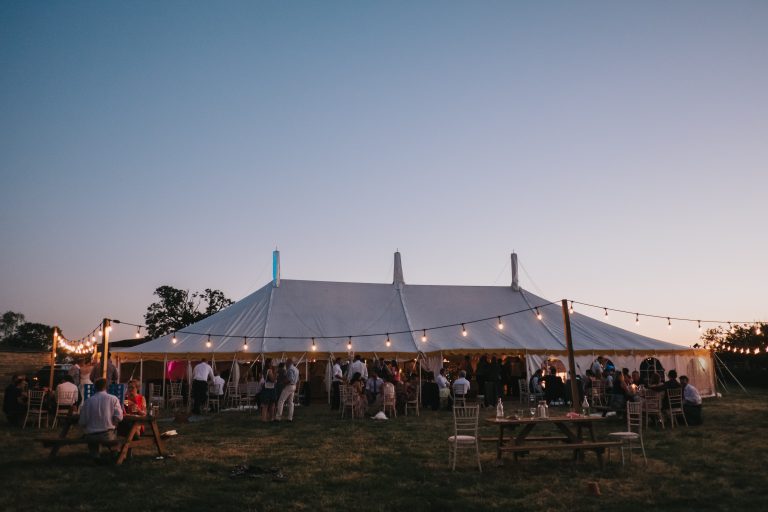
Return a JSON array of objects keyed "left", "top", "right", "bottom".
[
  {"left": 349, "top": 372, "right": 367, "bottom": 418},
  {"left": 120, "top": 380, "right": 146, "bottom": 438},
  {"left": 260, "top": 359, "right": 277, "bottom": 422}
]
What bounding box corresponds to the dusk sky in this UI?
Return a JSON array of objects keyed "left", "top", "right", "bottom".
[{"left": 1, "top": 1, "right": 766, "bottom": 346}]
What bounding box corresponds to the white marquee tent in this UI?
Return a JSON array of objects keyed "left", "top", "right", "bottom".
[{"left": 113, "top": 252, "right": 715, "bottom": 395}]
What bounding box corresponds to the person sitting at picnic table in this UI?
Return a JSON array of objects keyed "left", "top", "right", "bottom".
[
  {"left": 79, "top": 378, "right": 123, "bottom": 461},
  {"left": 631, "top": 370, "right": 643, "bottom": 386},
  {"left": 452, "top": 370, "right": 470, "bottom": 403},
  {"left": 529, "top": 369, "right": 544, "bottom": 395},
  {"left": 679, "top": 375, "right": 703, "bottom": 425},
  {"left": 543, "top": 367, "right": 565, "bottom": 404},
  {"left": 119, "top": 380, "right": 146, "bottom": 438},
  {"left": 56, "top": 374, "right": 80, "bottom": 408},
  {"left": 649, "top": 369, "right": 680, "bottom": 409},
  {"left": 3, "top": 374, "right": 27, "bottom": 427}
]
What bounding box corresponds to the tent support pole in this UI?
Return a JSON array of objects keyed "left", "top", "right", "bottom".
[
  {"left": 161, "top": 353, "right": 167, "bottom": 408},
  {"left": 714, "top": 352, "right": 748, "bottom": 394},
  {"left": 139, "top": 356, "right": 144, "bottom": 392},
  {"left": 561, "top": 299, "right": 580, "bottom": 412}
]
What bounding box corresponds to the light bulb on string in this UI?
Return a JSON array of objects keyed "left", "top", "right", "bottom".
[
  {"left": 172, "top": 332, "right": 177, "bottom": 344},
  {"left": 569, "top": 302, "right": 574, "bottom": 314},
  {"left": 98, "top": 328, "right": 103, "bottom": 337},
  {"left": 91, "top": 334, "right": 96, "bottom": 342},
  {"left": 242, "top": 337, "right": 248, "bottom": 351},
  {"left": 385, "top": 334, "right": 391, "bottom": 348},
  {"left": 667, "top": 318, "right": 672, "bottom": 330},
  {"left": 698, "top": 321, "right": 702, "bottom": 333},
  {"left": 635, "top": 313, "right": 640, "bottom": 326},
  {"left": 461, "top": 324, "right": 468, "bottom": 337},
  {"left": 135, "top": 327, "right": 141, "bottom": 339},
  {"left": 497, "top": 317, "right": 504, "bottom": 329},
  {"left": 347, "top": 337, "right": 352, "bottom": 351},
  {"left": 604, "top": 308, "right": 609, "bottom": 319},
  {"left": 311, "top": 337, "right": 317, "bottom": 351},
  {"left": 206, "top": 335, "right": 212, "bottom": 349},
  {"left": 421, "top": 330, "right": 427, "bottom": 342},
  {"left": 535, "top": 308, "right": 542, "bottom": 321}
]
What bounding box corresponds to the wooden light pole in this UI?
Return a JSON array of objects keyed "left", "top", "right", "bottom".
[
  {"left": 101, "top": 318, "right": 111, "bottom": 379},
  {"left": 48, "top": 326, "right": 59, "bottom": 390},
  {"left": 561, "top": 300, "right": 580, "bottom": 412}
]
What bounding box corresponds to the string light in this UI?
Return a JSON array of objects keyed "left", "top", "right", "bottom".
[
  {"left": 172, "top": 332, "right": 177, "bottom": 344},
  {"left": 569, "top": 302, "right": 574, "bottom": 314},
  {"left": 206, "top": 334, "right": 212, "bottom": 348},
  {"left": 135, "top": 327, "right": 141, "bottom": 338},
  {"left": 535, "top": 308, "right": 542, "bottom": 321},
  {"left": 497, "top": 317, "right": 504, "bottom": 329},
  {"left": 385, "top": 334, "right": 391, "bottom": 348},
  {"left": 242, "top": 336, "right": 248, "bottom": 351},
  {"left": 91, "top": 334, "right": 96, "bottom": 342},
  {"left": 461, "top": 324, "right": 468, "bottom": 337},
  {"left": 421, "top": 329, "right": 427, "bottom": 342},
  {"left": 698, "top": 320, "right": 702, "bottom": 333},
  {"left": 604, "top": 308, "right": 609, "bottom": 319},
  {"left": 311, "top": 337, "right": 317, "bottom": 351},
  {"left": 98, "top": 328, "right": 103, "bottom": 336},
  {"left": 635, "top": 313, "right": 640, "bottom": 326},
  {"left": 347, "top": 337, "right": 352, "bottom": 351},
  {"left": 667, "top": 317, "right": 672, "bottom": 330}
]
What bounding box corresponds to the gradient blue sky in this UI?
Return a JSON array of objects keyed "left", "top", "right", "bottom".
[{"left": 1, "top": 1, "right": 766, "bottom": 346}]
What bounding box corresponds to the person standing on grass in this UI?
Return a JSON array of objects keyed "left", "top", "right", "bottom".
[
  {"left": 331, "top": 357, "right": 343, "bottom": 410},
  {"left": 3, "top": 375, "right": 27, "bottom": 427},
  {"left": 191, "top": 358, "right": 214, "bottom": 415},
  {"left": 348, "top": 355, "right": 368, "bottom": 381},
  {"left": 261, "top": 359, "right": 277, "bottom": 422},
  {"left": 90, "top": 355, "right": 118, "bottom": 384},
  {"left": 79, "top": 378, "right": 123, "bottom": 461},
  {"left": 436, "top": 368, "right": 450, "bottom": 408},
  {"left": 276, "top": 359, "right": 299, "bottom": 422}
]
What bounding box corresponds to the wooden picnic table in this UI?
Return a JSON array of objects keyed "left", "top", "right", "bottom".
[
  {"left": 485, "top": 414, "right": 620, "bottom": 468},
  {"left": 39, "top": 413, "right": 166, "bottom": 465}
]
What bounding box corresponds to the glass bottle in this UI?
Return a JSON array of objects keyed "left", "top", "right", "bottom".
[
  {"left": 496, "top": 397, "right": 504, "bottom": 418},
  {"left": 581, "top": 395, "right": 590, "bottom": 416}
]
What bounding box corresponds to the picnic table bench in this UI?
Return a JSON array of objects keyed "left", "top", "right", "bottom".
[{"left": 36, "top": 413, "right": 166, "bottom": 464}]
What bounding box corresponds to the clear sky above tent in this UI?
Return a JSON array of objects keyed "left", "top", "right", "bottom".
[{"left": 1, "top": 1, "right": 766, "bottom": 347}]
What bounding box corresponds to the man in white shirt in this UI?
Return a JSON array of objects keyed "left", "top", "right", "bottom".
[
  {"left": 348, "top": 355, "right": 368, "bottom": 381},
  {"left": 191, "top": 359, "right": 214, "bottom": 414},
  {"left": 452, "top": 370, "right": 471, "bottom": 401},
  {"left": 276, "top": 359, "right": 300, "bottom": 422},
  {"left": 331, "top": 357, "right": 343, "bottom": 410},
  {"left": 679, "top": 375, "right": 703, "bottom": 425},
  {"left": 56, "top": 375, "right": 80, "bottom": 407},
  {"left": 79, "top": 378, "right": 123, "bottom": 460}
]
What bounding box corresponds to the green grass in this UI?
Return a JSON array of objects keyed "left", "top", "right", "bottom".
[{"left": 1, "top": 391, "right": 766, "bottom": 512}]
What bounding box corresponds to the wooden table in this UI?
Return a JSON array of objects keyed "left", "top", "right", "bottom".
[
  {"left": 485, "top": 415, "right": 620, "bottom": 468},
  {"left": 41, "top": 413, "right": 166, "bottom": 464}
]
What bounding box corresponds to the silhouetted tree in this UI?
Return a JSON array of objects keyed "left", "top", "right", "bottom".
[{"left": 144, "top": 285, "right": 234, "bottom": 339}]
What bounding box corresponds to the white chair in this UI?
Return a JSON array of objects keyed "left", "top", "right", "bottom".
[
  {"left": 207, "top": 383, "right": 221, "bottom": 413},
  {"left": 340, "top": 385, "right": 361, "bottom": 420},
  {"left": 608, "top": 400, "right": 646, "bottom": 465},
  {"left": 642, "top": 390, "right": 665, "bottom": 429},
  {"left": 448, "top": 405, "right": 482, "bottom": 472},
  {"left": 167, "top": 382, "right": 184, "bottom": 410},
  {"left": 519, "top": 378, "right": 544, "bottom": 404},
  {"left": 148, "top": 383, "right": 165, "bottom": 410},
  {"left": 405, "top": 384, "right": 420, "bottom": 416},
  {"left": 382, "top": 382, "right": 397, "bottom": 418},
  {"left": 225, "top": 382, "right": 242, "bottom": 410},
  {"left": 51, "top": 390, "right": 77, "bottom": 429},
  {"left": 666, "top": 388, "right": 688, "bottom": 428},
  {"left": 23, "top": 390, "right": 49, "bottom": 429}
]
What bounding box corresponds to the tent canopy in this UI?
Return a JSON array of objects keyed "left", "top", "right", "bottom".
[{"left": 114, "top": 278, "right": 690, "bottom": 360}]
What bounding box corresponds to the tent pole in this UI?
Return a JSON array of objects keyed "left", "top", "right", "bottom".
[
  {"left": 714, "top": 352, "right": 748, "bottom": 393},
  {"left": 561, "top": 300, "right": 580, "bottom": 412},
  {"left": 161, "top": 353, "right": 167, "bottom": 408},
  {"left": 139, "top": 356, "right": 144, "bottom": 393}
]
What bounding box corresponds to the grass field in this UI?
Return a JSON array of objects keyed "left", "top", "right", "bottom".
[{"left": 1, "top": 390, "right": 766, "bottom": 512}]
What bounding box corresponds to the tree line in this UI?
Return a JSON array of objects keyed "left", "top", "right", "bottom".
[{"left": 0, "top": 285, "right": 233, "bottom": 351}]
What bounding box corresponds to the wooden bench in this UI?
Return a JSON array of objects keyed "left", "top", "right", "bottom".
[
  {"left": 480, "top": 435, "right": 569, "bottom": 443},
  {"left": 498, "top": 440, "right": 622, "bottom": 468},
  {"left": 36, "top": 437, "right": 149, "bottom": 459}
]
